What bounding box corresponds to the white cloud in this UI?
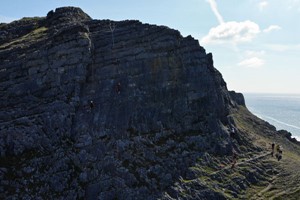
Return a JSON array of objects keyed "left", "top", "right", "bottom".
[
  {"left": 206, "top": 0, "right": 224, "bottom": 24},
  {"left": 239, "top": 50, "right": 265, "bottom": 69},
  {"left": 287, "top": 0, "right": 300, "bottom": 11},
  {"left": 201, "top": 21, "right": 260, "bottom": 44},
  {"left": 266, "top": 44, "right": 300, "bottom": 52},
  {"left": 238, "top": 57, "right": 265, "bottom": 68},
  {"left": 202, "top": 0, "right": 281, "bottom": 47},
  {"left": 203, "top": 0, "right": 261, "bottom": 45},
  {"left": 263, "top": 25, "right": 281, "bottom": 33},
  {"left": 245, "top": 50, "right": 266, "bottom": 57},
  {"left": 258, "top": 1, "right": 269, "bottom": 11}
]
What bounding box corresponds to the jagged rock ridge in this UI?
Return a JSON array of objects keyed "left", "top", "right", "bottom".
[{"left": 0, "top": 7, "right": 263, "bottom": 199}]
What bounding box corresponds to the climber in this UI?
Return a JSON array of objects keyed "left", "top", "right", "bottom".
[
  {"left": 275, "top": 145, "right": 283, "bottom": 161},
  {"left": 116, "top": 82, "right": 121, "bottom": 94},
  {"left": 277, "top": 149, "right": 283, "bottom": 161},
  {"left": 230, "top": 127, "right": 236, "bottom": 138},
  {"left": 231, "top": 151, "right": 238, "bottom": 169},
  {"left": 276, "top": 144, "right": 280, "bottom": 153},
  {"left": 271, "top": 142, "right": 275, "bottom": 157},
  {"left": 89, "top": 100, "right": 94, "bottom": 110}
]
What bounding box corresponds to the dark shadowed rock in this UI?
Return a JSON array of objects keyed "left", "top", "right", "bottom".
[
  {"left": 0, "top": 6, "right": 276, "bottom": 200},
  {"left": 46, "top": 7, "right": 92, "bottom": 26},
  {"left": 229, "top": 90, "right": 245, "bottom": 106},
  {"left": 277, "top": 130, "right": 300, "bottom": 144}
]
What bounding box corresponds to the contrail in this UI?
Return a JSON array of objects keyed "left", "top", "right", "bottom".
[{"left": 206, "top": 0, "right": 224, "bottom": 24}]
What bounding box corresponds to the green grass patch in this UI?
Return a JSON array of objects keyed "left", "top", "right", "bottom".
[
  {"left": 0, "top": 26, "right": 48, "bottom": 48},
  {"left": 274, "top": 188, "right": 300, "bottom": 200},
  {"left": 283, "top": 150, "right": 300, "bottom": 162}
]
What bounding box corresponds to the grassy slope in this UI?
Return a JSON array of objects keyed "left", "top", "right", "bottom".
[
  {"left": 233, "top": 106, "right": 300, "bottom": 200},
  {"left": 0, "top": 20, "right": 47, "bottom": 50},
  {"left": 175, "top": 105, "right": 300, "bottom": 199}
]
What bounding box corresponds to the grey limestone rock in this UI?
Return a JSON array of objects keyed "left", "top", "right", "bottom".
[
  {"left": 0, "top": 6, "right": 244, "bottom": 200},
  {"left": 229, "top": 90, "right": 245, "bottom": 106}
]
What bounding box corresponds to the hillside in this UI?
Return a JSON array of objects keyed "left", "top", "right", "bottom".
[{"left": 1, "top": 7, "right": 300, "bottom": 200}]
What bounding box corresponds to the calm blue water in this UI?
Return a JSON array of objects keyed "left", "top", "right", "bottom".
[{"left": 244, "top": 93, "right": 300, "bottom": 141}]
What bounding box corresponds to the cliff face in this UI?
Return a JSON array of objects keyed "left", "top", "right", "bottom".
[{"left": 1, "top": 7, "right": 246, "bottom": 199}]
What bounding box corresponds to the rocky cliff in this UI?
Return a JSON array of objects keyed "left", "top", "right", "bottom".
[{"left": 1, "top": 7, "right": 300, "bottom": 200}]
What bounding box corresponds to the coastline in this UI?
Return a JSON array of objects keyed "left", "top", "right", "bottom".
[{"left": 244, "top": 93, "right": 300, "bottom": 142}]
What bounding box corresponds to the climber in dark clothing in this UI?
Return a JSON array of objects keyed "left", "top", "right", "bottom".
[
  {"left": 230, "top": 127, "right": 236, "bottom": 138},
  {"left": 277, "top": 149, "right": 283, "bottom": 161},
  {"left": 116, "top": 82, "right": 121, "bottom": 94},
  {"left": 275, "top": 145, "right": 283, "bottom": 161},
  {"left": 271, "top": 142, "right": 275, "bottom": 157},
  {"left": 89, "top": 100, "right": 94, "bottom": 110}
]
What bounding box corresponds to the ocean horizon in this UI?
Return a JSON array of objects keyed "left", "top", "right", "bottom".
[{"left": 244, "top": 93, "right": 300, "bottom": 141}]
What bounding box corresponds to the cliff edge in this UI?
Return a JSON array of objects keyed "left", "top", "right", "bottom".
[{"left": 1, "top": 7, "right": 300, "bottom": 200}]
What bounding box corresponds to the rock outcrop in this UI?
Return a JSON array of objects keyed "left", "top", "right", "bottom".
[
  {"left": 229, "top": 91, "right": 245, "bottom": 106},
  {"left": 0, "top": 7, "right": 269, "bottom": 199}
]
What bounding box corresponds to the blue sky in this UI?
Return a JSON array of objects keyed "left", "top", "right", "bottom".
[{"left": 1, "top": 0, "right": 300, "bottom": 94}]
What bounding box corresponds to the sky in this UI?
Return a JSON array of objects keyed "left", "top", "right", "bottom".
[{"left": 1, "top": 0, "right": 300, "bottom": 94}]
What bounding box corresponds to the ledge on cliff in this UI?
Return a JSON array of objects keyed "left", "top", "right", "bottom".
[
  {"left": 229, "top": 91, "right": 245, "bottom": 106},
  {"left": 0, "top": 17, "right": 45, "bottom": 46},
  {"left": 46, "top": 7, "right": 92, "bottom": 26}
]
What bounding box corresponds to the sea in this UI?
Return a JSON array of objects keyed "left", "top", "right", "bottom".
[{"left": 243, "top": 93, "right": 300, "bottom": 141}]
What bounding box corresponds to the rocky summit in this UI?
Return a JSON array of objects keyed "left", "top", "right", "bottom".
[{"left": 1, "top": 7, "right": 300, "bottom": 200}]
